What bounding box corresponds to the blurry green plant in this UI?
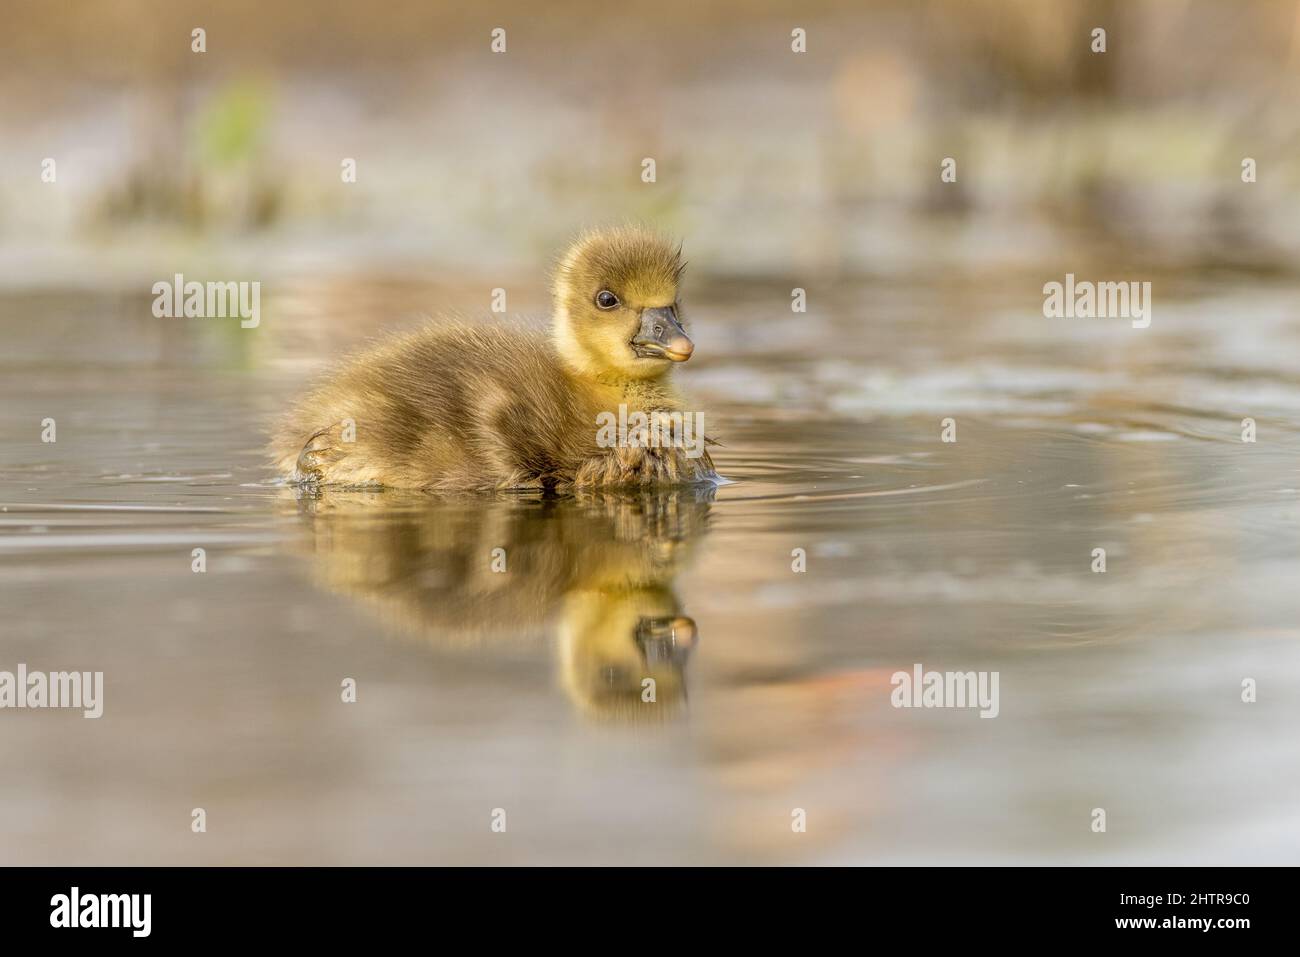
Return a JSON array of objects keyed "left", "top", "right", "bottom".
[
  {"left": 96, "top": 79, "right": 281, "bottom": 231},
  {"left": 194, "top": 81, "right": 271, "bottom": 169}
]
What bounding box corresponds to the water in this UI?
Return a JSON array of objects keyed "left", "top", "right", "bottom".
[{"left": 2, "top": 273, "right": 1299, "bottom": 864}]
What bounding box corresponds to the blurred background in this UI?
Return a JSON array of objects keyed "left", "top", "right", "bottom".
[
  {"left": 5, "top": 0, "right": 1300, "bottom": 281},
  {"left": 2, "top": 0, "right": 1299, "bottom": 865}
]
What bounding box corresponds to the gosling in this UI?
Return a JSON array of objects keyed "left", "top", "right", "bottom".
[{"left": 270, "top": 227, "right": 717, "bottom": 490}]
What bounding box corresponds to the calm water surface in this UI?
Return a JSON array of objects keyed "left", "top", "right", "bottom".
[{"left": 2, "top": 273, "right": 1299, "bottom": 864}]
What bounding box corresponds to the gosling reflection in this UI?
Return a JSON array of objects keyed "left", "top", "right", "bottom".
[{"left": 288, "top": 487, "right": 713, "bottom": 720}]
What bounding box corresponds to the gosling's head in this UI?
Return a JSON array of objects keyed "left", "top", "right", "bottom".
[{"left": 552, "top": 227, "right": 694, "bottom": 380}]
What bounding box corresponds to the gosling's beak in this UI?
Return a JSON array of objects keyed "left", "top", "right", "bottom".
[
  {"left": 634, "top": 615, "right": 698, "bottom": 666},
  {"left": 632, "top": 306, "right": 694, "bottom": 362}
]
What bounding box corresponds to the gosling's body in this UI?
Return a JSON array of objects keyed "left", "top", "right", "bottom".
[
  {"left": 271, "top": 228, "right": 717, "bottom": 490},
  {"left": 271, "top": 321, "right": 702, "bottom": 490}
]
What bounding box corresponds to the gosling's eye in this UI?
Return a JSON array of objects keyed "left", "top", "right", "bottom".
[{"left": 595, "top": 290, "right": 620, "bottom": 310}]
